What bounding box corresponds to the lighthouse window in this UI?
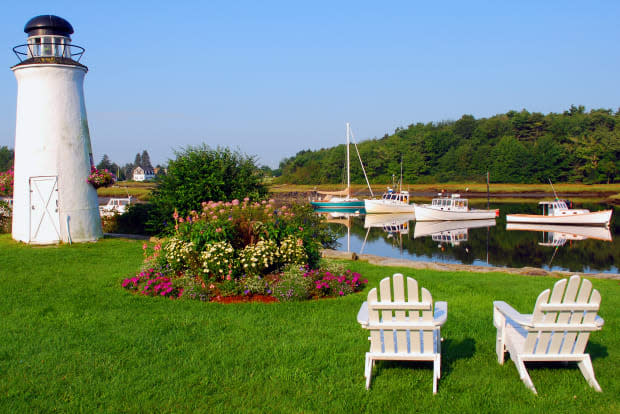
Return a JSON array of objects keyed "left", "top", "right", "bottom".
[{"left": 42, "top": 37, "right": 53, "bottom": 56}]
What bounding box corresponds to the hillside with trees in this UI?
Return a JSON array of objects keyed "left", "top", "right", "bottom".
[{"left": 278, "top": 106, "right": 620, "bottom": 184}]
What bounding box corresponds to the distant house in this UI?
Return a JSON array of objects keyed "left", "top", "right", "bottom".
[{"left": 132, "top": 166, "right": 155, "bottom": 181}]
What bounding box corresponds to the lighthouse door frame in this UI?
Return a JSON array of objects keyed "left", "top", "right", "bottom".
[{"left": 29, "top": 176, "right": 60, "bottom": 244}]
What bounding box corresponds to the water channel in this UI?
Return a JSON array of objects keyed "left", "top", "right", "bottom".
[{"left": 320, "top": 202, "right": 620, "bottom": 274}]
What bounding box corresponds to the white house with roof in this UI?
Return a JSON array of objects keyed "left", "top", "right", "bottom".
[{"left": 132, "top": 166, "right": 155, "bottom": 181}]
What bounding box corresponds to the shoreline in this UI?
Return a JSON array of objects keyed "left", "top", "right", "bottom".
[{"left": 321, "top": 249, "right": 620, "bottom": 281}]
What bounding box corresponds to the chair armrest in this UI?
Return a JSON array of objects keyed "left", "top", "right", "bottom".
[
  {"left": 595, "top": 315, "right": 604, "bottom": 328},
  {"left": 434, "top": 301, "right": 448, "bottom": 326},
  {"left": 493, "top": 301, "right": 533, "bottom": 328},
  {"left": 357, "top": 301, "right": 369, "bottom": 328}
]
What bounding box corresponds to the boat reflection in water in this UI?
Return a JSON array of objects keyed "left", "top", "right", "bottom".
[
  {"left": 506, "top": 223, "right": 613, "bottom": 267},
  {"left": 361, "top": 213, "right": 414, "bottom": 253},
  {"left": 506, "top": 223, "right": 613, "bottom": 246},
  {"left": 414, "top": 219, "right": 497, "bottom": 247},
  {"left": 315, "top": 209, "right": 362, "bottom": 253}
]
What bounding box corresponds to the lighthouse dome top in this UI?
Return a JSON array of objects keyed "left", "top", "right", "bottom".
[{"left": 24, "top": 15, "right": 74, "bottom": 38}]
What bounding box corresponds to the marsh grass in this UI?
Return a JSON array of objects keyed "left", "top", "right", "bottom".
[{"left": 0, "top": 235, "right": 617, "bottom": 412}]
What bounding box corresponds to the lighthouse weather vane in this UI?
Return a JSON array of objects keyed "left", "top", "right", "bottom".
[{"left": 11, "top": 15, "right": 102, "bottom": 244}]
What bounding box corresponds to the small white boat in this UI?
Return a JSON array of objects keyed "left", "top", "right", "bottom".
[
  {"left": 99, "top": 196, "right": 131, "bottom": 216},
  {"left": 414, "top": 194, "right": 499, "bottom": 221},
  {"left": 506, "top": 223, "right": 612, "bottom": 243},
  {"left": 506, "top": 200, "right": 612, "bottom": 227},
  {"left": 364, "top": 188, "right": 415, "bottom": 214}
]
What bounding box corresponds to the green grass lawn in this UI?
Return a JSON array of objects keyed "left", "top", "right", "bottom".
[{"left": 0, "top": 234, "right": 618, "bottom": 413}]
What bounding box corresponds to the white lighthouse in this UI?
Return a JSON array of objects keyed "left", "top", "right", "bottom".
[{"left": 11, "top": 15, "right": 102, "bottom": 244}]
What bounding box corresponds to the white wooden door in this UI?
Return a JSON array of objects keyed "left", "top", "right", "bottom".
[{"left": 29, "top": 176, "right": 60, "bottom": 243}]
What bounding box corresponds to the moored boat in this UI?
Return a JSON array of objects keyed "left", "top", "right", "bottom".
[
  {"left": 364, "top": 188, "right": 415, "bottom": 214},
  {"left": 506, "top": 200, "right": 612, "bottom": 227},
  {"left": 310, "top": 123, "right": 367, "bottom": 212},
  {"left": 414, "top": 194, "right": 499, "bottom": 221},
  {"left": 99, "top": 196, "right": 131, "bottom": 216}
]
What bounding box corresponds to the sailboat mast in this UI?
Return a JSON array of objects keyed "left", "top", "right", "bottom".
[{"left": 346, "top": 122, "right": 350, "bottom": 199}]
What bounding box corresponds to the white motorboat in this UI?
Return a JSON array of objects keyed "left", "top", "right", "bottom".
[
  {"left": 506, "top": 200, "right": 612, "bottom": 227},
  {"left": 99, "top": 196, "right": 131, "bottom": 216},
  {"left": 414, "top": 194, "right": 499, "bottom": 221},
  {"left": 506, "top": 223, "right": 612, "bottom": 243},
  {"left": 414, "top": 219, "right": 496, "bottom": 246},
  {"left": 364, "top": 188, "right": 415, "bottom": 214}
]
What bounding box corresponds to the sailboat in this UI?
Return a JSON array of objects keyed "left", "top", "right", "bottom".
[{"left": 310, "top": 123, "right": 365, "bottom": 211}]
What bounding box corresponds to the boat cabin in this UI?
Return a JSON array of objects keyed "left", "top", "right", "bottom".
[
  {"left": 538, "top": 200, "right": 588, "bottom": 217},
  {"left": 99, "top": 197, "right": 131, "bottom": 216},
  {"left": 381, "top": 188, "right": 409, "bottom": 203},
  {"left": 431, "top": 194, "right": 468, "bottom": 211}
]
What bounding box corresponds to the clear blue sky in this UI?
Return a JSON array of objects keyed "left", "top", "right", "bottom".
[{"left": 1, "top": 1, "right": 619, "bottom": 168}]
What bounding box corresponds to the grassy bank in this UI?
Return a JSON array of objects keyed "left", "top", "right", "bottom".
[
  {"left": 270, "top": 182, "right": 620, "bottom": 196},
  {"left": 0, "top": 235, "right": 617, "bottom": 412},
  {"left": 96, "top": 181, "right": 155, "bottom": 201}
]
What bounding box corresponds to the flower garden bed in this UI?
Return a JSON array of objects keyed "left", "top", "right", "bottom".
[{"left": 121, "top": 198, "right": 367, "bottom": 302}]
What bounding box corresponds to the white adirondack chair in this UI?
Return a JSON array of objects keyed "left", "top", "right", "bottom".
[
  {"left": 493, "top": 275, "right": 605, "bottom": 394},
  {"left": 357, "top": 273, "right": 448, "bottom": 393}
]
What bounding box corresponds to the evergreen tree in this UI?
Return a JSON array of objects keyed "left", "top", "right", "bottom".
[
  {"left": 134, "top": 153, "right": 142, "bottom": 169},
  {"left": 0, "top": 146, "right": 14, "bottom": 172},
  {"left": 96, "top": 154, "right": 113, "bottom": 171},
  {"left": 141, "top": 150, "right": 153, "bottom": 170}
]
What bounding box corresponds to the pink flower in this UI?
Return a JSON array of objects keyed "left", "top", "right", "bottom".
[
  {"left": 232, "top": 199, "right": 240, "bottom": 205},
  {"left": 142, "top": 243, "right": 147, "bottom": 251},
  {"left": 179, "top": 217, "right": 184, "bottom": 223},
  {"left": 216, "top": 227, "right": 222, "bottom": 233},
  {"left": 244, "top": 197, "right": 250, "bottom": 202}
]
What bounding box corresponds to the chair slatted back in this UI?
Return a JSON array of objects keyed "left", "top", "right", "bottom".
[
  {"left": 524, "top": 275, "right": 601, "bottom": 355},
  {"left": 367, "top": 274, "right": 435, "bottom": 354}
]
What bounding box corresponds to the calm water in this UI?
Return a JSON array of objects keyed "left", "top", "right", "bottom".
[{"left": 321, "top": 202, "right": 620, "bottom": 274}]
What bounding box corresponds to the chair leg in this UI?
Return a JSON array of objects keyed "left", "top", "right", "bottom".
[
  {"left": 515, "top": 357, "right": 537, "bottom": 394},
  {"left": 494, "top": 311, "right": 506, "bottom": 365},
  {"left": 577, "top": 356, "right": 602, "bottom": 392},
  {"left": 433, "top": 354, "right": 440, "bottom": 394},
  {"left": 365, "top": 354, "right": 373, "bottom": 390}
]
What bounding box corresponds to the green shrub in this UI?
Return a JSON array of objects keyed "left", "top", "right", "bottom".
[
  {"left": 148, "top": 145, "right": 268, "bottom": 234},
  {"left": 116, "top": 203, "right": 155, "bottom": 235}
]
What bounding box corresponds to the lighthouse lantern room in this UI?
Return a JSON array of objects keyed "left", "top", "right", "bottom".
[{"left": 11, "top": 15, "right": 102, "bottom": 244}]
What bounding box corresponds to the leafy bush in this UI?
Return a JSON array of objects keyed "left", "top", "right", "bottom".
[
  {"left": 0, "top": 200, "right": 11, "bottom": 234},
  {"left": 116, "top": 203, "right": 155, "bottom": 235},
  {"left": 148, "top": 145, "right": 268, "bottom": 234},
  {"left": 100, "top": 203, "right": 156, "bottom": 235}
]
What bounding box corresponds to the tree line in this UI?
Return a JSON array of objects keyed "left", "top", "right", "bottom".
[
  {"left": 277, "top": 106, "right": 620, "bottom": 184},
  {"left": 95, "top": 150, "right": 161, "bottom": 181}
]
